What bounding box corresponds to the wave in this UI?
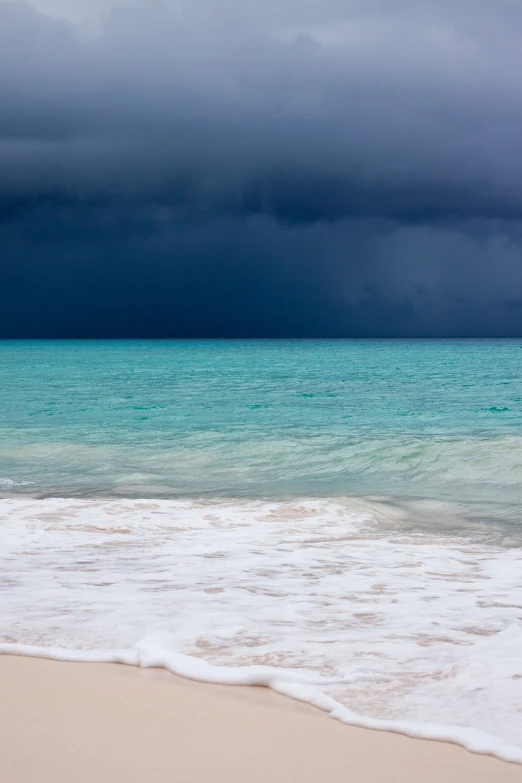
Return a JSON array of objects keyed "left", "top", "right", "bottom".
[
  {"left": 1, "top": 434, "right": 522, "bottom": 503},
  {"left": 2, "top": 496, "right": 522, "bottom": 761}
]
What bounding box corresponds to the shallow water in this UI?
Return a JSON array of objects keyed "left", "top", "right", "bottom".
[{"left": 1, "top": 340, "right": 521, "bottom": 759}]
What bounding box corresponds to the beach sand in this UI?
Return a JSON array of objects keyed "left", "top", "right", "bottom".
[{"left": 1, "top": 654, "right": 521, "bottom": 783}]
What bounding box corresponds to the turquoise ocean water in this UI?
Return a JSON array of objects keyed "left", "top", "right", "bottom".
[
  {"left": 2, "top": 340, "right": 522, "bottom": 757},
  {"left": 0, "top": 339, "right": 521, "bottom": 537}
]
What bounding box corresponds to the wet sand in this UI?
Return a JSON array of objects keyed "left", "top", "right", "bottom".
[{"left": 1, "top": 654, "right": 521, "bottom": 783}]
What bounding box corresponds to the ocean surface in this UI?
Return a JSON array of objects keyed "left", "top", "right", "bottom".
[{"left": 1, "top": 340, "right": 522, "bottom": 760}]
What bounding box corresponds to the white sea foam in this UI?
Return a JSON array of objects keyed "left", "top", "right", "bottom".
[
  {"left": 1, "top": 635, "right": 521, "bottom": 763},
  {"left": 1, "top": 497, "right": 522, "bottom": 762}
]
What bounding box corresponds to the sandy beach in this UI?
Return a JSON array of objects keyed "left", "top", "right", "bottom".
[{"left": 1, "top": 655, "right": 521, "bottom": 783}]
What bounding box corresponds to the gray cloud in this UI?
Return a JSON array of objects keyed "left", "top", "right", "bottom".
[{"left": 3, "top": 0, "right": 522, "bottom": 222}]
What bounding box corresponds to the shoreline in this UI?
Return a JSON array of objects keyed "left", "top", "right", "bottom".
[{"left": 1, "top": 655, "right": 521, "bottom": 783}]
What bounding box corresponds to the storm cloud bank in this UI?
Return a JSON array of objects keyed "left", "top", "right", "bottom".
[{"left": 1, "top": 0, "right": 522, "bottom": 336}]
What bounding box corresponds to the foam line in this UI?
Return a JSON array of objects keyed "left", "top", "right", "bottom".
[
  {"left": 0, "top": 642, "right": 139, "bottom": 666},
  {"left": 1, "top": 639, "right": 521, "bottom": 765}
]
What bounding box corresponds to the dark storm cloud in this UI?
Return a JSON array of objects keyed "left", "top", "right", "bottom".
[{"left": 1, "top": 0, "right": 522, "bottom": 336}]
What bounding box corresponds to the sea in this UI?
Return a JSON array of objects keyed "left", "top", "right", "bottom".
[{"left": 1, "top": 339, "right": 521, "bottom": 760}]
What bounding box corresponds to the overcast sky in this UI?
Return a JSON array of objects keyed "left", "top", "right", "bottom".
[{"left": 2, "top": 0, "right": 522, "bottom": 336}]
